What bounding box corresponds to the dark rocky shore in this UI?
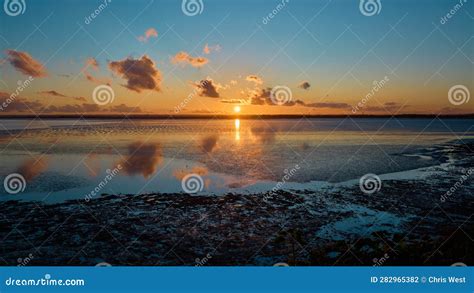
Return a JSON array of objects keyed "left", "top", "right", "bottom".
[{"left": 0, "top": 142, "right": 473, "bottom": 266}]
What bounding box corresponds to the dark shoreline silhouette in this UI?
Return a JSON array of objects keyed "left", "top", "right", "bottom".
[{"left": 0, "top": 114, "right": 473, "bottom": 120}]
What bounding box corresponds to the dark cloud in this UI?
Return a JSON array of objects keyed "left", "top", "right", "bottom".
[
  {"left": 119, "top": 142, "right": 163, "bottom": 179},
  {"left": 42, "top": 103, "right": 101, "bottom": 113},
  {"left": 172, "top": 51, "right": 209, "bottom": 68},
  {"left": 109, "top": 103, "right": 142, "bottom": 113},
  {"left": 38, "top": 90, "right": 88, "bottom": 102},
  {"left": 0, "top": 92, "right": 43, "bottom": 112},
  {"left": 37, "top": 90, "right": 67, "bottom": 97},
  {"left": 193, "top": 79, "right": 220, "bottom": 98},
  {"left": 298, "top": 81, "right": 311, "bottom": 90},
  {"left": 109, "top": 55, "right": 162, "bottom": 93},
  {"left": 304, "top": 102, "right": 351, "bottom": 109},
  {"left": 246, "top": 75, "right": 263, "bottom": 85},
  {"left": 5, "top": 50, "right": 47, "bottom": 77}
]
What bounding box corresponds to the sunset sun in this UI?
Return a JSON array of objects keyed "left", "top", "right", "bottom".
[{"left": 233, "top": 106, "right": 241, "bottom": 113}]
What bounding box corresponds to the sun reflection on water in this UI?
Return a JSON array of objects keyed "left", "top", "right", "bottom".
[{"left": 234, "top": 119, "right": 240, "bottom": 141}]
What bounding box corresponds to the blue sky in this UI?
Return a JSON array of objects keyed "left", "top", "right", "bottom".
[{"left": 0, "top": 0, "right": 473, "bottom": 115}]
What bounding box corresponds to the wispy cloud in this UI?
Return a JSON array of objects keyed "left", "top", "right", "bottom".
[
  {"left": 246, "top": 75, "right": 263, "bottom": 85},
  {"left": 5, "top": 50, "right": 47, "bottom": 77},
  {"left": 172, "top": 51, "right": 209, "bottom": 68},
  {"left": 138, "top": 28, "right": 158, "bottom": 42}
]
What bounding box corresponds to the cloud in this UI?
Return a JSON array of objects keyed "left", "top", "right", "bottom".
[
  {"left": 364, "top": 102, "right": 407, "bottom": 113},
  {"left": 172, "top": 51, "right": 209, "bottom": 68},
  {"left": 109, "top": 55, "right": 162, "bottom": 92},
  {"left": 37, "top": 90, "right": 88, "bottom": 102},
  {"left": 5, "top": 50, "right": 47, "bottom": 77},
  {"left": 41, "top": 103, "right": 101, "bottom": 113},
  {"left": 298, "top": 81, "right": 311, "bottom": 90},
  {"left": 246, "top": 75, "right": 263, "bottom": 85},
  {"left": 37, "top": 90, "right": 67, "bottom": 97},
  {"left": 83, "top": 57, "right": 111, "bottom": 85},
  {"left": 203, "top": 44, "right": 221, "bottom": 54},
  {"left": 220, "top": 99, "right": 245, "bottom": 104},
  {"left": 304, "top": 102, "right": 351, "bottom": 109},
  {"left": 247, "top": 87, "right": 350, "bottom": 109},
  {"left": 192, "top": 79, "right": 220, "bottom": 98},
  {"left": 138, "top": 28, "right": 158, "bottom": 42},
  {"left": 119, "top": 142, "right": 163, "bottom": 179},
  {"left": 0, "top": 92, "right": 43, "bottom": 112},
  {"left": 109, "top": 103, "right": 142, "bottom": 113},
  {"left": 16, "top": 157, "right": 48, "bottom": 181}
]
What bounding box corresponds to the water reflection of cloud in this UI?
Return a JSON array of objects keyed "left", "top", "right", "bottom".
[
  {"left": 251, "top": 127, "right": 276, "bottom": 144},
  {"left": 119, "top": 142, "right": 162, "bottom": 179},
  {"left": 173, "top": 166, "right": 208, "bottom": 180},
  {"left": 200, "top": 135, "right": 219, "bottom": 153},
  {"left": 17, "top": 157, "right": 48, "bottom": 181}
]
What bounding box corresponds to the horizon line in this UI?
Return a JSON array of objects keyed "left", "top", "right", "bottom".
[{"left": 0, "top": 114, "right": 473, "bottom": 119}]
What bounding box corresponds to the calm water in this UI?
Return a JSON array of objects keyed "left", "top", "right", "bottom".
[{"left": 0, "top": 118, "right": 472, "bottom": 203}]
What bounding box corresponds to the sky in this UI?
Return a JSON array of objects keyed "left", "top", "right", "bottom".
[{"left": 0, "top": 0, "right": 473, "bottom": 115}]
